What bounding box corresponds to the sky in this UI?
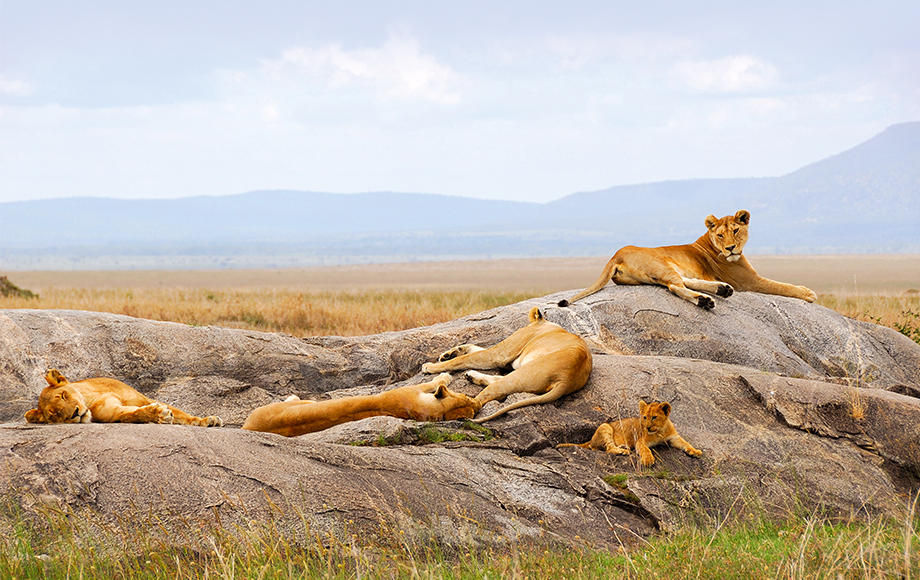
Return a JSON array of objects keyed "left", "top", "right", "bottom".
[{"left": 1, "top": 1, "right": 918, "bottom": 204}]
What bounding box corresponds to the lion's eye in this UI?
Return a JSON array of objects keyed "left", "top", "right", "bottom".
[
  {"left": 733, "top": 228, "right": 739, "bottom": 234},
  {"left": 717, "top": 234, "right": 724, "bottom": 238}
]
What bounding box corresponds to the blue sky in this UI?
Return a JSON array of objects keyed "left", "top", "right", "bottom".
[{"left": 1, "top": 1, "right": 917, "bottom": 203}]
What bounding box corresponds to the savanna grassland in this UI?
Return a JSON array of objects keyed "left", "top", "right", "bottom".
[
  {"left": 4, "top": 255, "right": 920, "bottom": 339},
  {"left": 1, "top": 255, "right": 919, "bottom": 579}
]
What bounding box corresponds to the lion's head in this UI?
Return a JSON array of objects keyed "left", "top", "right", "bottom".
[
  {"left": 24, "top": 369, "right": 92, "bottom": 424},
  {"left": 639, "top": 401, "right": 672, "bottom": 436},
  {"left": 417, "top": 373, "right": 482, "bottom": 421},
  {"left": 705, "top": 210, "right": 750, "bottom": 262}
]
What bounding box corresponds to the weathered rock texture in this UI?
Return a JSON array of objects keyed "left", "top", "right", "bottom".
[{"left": 2, "top": 286, "right": 919, "bottom": 549}]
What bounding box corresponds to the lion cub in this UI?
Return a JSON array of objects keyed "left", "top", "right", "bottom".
[
  {"left": 25, "top": 369, "right": 223, "bottom": 427},
  {"left": 558, "top": 401, "right": 701, "bottom": 466}
]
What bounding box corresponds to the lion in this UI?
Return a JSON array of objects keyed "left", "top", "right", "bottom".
[
  {"left": 421, "top": 306, "right": 592, "bottom": 423},
  {"left": 24, "top": 369, "right": 223, "bottom": 426},
  {"left": 241, "top": 373, "right": 481, "bottom": 437},
  {"left": 558, "top": 210, "right": 817, "bottom": 309},
  {"left": 557, "top": 401, "right": 701, "bottom": 466}
]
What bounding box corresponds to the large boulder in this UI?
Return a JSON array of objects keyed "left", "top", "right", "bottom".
[{"left": 2, "top": 285, "right": 919, "bottom": 548}]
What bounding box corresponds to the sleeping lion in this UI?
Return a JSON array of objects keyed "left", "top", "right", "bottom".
[{"left": 25, "top": 369, "right": 222, "bottom": 427}]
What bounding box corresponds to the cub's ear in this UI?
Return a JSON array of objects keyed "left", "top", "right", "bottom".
[
  {"left": 660, "top": 402, "right": 672, "bottom": 416},
  {"left": 734, "top": 210, "right": 750, "bottom": 225},
  {"left": 704, "top": 215, "right": 719, "bottom": 230},
  {"left": 639, "top": 400, "right": 648, "bottom": 413},
  {"left": 528, "top": 306, "right": 544, "bottom": 322},
  {"left": 24, "top": 408, "right": 46, "bottom": 423}
]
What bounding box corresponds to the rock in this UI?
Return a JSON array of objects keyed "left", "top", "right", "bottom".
[{"left": 2, "top": 285, "right": 919, "bottom": 549}]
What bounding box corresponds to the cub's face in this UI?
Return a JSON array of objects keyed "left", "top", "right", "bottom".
[
  {"left": 25, "top": 384, "right": 91, "bottom": 424},
  {"left": 639, "top": 401, "right": 671, "bottom": 436},
  {"left": 705, "top": 210, "right": 750, "bottom": 262}
]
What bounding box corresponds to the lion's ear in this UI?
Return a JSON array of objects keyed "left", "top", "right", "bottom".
[
  {"left": 433, "top": 384, "right": 447, "bottom": 399},
  {"left": 704, "top": 215, "right": 719, "bottom": 230},
  {"left": 24, "top": 408, "right": 46, "bottom": 423},
  {"left": 639, "top": 400, "right": 648, "bottom": 413},
  {"left": 45, "top": 369, "right": 67, "bottom": 387},
  {"left": 528, "top": 306, "right": 544, "bottom": 322},
  {"left": 734, "top": 210, "right": 750, "bottom": 225},
  {"left": 660, "top": 402, "right": 672, "bottom": 417}
]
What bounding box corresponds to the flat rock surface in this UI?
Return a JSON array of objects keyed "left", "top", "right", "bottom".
[{"left": 2, "top": 285, "right": 919, "bottom": 548}]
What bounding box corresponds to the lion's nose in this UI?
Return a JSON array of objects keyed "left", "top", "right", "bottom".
[
  {"left": 725, "top": 245, "right": 735, "bottom": 252},
  {"left": 71, "top": 408, "right": 81, "bottom": 420}
]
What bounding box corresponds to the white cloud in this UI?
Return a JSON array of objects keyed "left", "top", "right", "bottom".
[
  {"left": 266, "top": 35, "right": 464, "bottom": 105},
  {"left": 670, "top": 55, "right": 779, "bottom": 93},
  {"left": 0, "top": 75, "right": 34, "bottom": 97}
]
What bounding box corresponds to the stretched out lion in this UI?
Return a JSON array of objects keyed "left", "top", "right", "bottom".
[
  {"left": 25, "top": 369, "right": 223, "bottom": 426},
  {"left": 422, "top": 306, "right": 593, "bottom": 423},
  {"left": 558, "top": 210, "right": 817, "bottom": 309},
  {"left": 241, "top": 373, "right": 481, "bottom": 437},
  {"left": 557, "top": 401, "right": 701, "bottom": 466}
]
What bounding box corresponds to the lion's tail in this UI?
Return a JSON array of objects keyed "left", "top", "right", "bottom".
[
  {"left": 472, "top": 390, "right": 564, "bottom": 424},
  {"left": 558, "top": 257, "right": 618, "bottom": 307}
]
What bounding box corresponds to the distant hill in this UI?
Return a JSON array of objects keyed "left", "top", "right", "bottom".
[{"left": 2, "top": 122, "right": 918, "bottom": 269}]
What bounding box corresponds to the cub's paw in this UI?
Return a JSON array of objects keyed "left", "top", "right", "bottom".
[
  {"left": 697, "top": 295, "right": 715, "bottom": 309},
  {"left": 639, "top": 453, "right": 656, "bottom": 467},
  {"left": 146, "top": 402, "right": 174, "bottom": 424},
  {"left": 686, "top": 446, "right": 702, "bottom": 457},
  {"left": 605, "top": 445, "right": 630, "bottom": 456},
  {"left": 716, "top": 283, "right": 734, "bottom": 298}
]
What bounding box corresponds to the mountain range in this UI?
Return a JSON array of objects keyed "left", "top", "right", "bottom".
[{"left": 2, "top": 122, "right": 918, "bottom": 270}]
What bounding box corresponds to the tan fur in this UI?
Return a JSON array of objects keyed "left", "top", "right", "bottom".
[
  {"left": 558, "top": 210, "right": 817, "bottom": 309},
  {"left": 558, "top": 401, "right": 701, "bottom": 466},
  {"left": 241, "top": 373, "right": 481, "bottom": 437},
  {"left": 24, "top": 369, "right": 222, "bottom": 427},
  {"left": 421, "top": 306, "right": 593, "bottom": 423}
]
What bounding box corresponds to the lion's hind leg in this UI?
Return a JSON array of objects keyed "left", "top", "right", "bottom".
[{"left": 682, "top": 278, "right": 733, "bottom": 298}]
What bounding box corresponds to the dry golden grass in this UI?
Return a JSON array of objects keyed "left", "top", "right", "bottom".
[
  {"left": 2, "top": 256, "right": 919, "bottom": 338},
  {"left": 0, "top": 287, "right": 537, "bottom": 336}
]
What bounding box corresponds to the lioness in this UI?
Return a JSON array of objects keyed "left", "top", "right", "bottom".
[
  {"left": 421, "top": 306, "right": 592, "bottom": 423},
  {"left": 558, "top": 210, "right": 817, "bottom": 309},
  {"left": 241, "top": 373, "right": 481, "bottom": 437},
  {"left": 557, "top": 401, "right": 701, "bottom": 466},
  {"left": 25, "top": 369, "right": 223, "bottom": 426}
]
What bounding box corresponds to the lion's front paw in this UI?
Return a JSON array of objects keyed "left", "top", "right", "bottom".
[
  {"left": 697, "top": 295, "right": 715, "bottom": 309},
  {"left": 204, "top": 416, "right": 223, "bottom": 427},
  {"left": 146, "top": 402, "right": 174, "bottom": 424},
  {"left": 639, "top": 452, "right": 656, "bottom": 466},
  {"left": 438, "top": 346, "right": 464, "bottom": 362},
  {"left": 801, "top": 287, "right": 817, "bottom": 303},
  {"left": 717, "top": 283, "right": 734, "bottom": 298},
  {"left": 686, "top": 446, "right": 702, "bottom": 457},
  {"left": 605, "top": 445, "right": 630, "bottom": 456},
  {"left": 421, "top": 362, "right": 437, "bottom": 374}
]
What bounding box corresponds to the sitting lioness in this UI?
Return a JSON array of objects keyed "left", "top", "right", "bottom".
[
  {"left": 558, "top": 210, "right": 817, "bottom": 309},
  {"left": 25, "top": 369, "right": 222, "bottom": 426},
  {"left": 421, "top": 306, "right": 592, "bottom": 423},
  {"left": 241, "top": 373, "right": 481, "bottom": 437},
  {"left": 557, "top": 401, "right": 701, "bottom": 466}
]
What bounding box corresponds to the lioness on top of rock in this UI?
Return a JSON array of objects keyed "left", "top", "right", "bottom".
[
  {"left": 422, "top": 306, "right": 593, "bottom": 423},
  {"left": 25, "top": 369, "right": 223, "bottom": 427},
  {"left": 558, "top": 209, "right": 817, "bottom": 309},
  {"left": 557, "top": 400, "right": 701, "bottom": 466}
]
